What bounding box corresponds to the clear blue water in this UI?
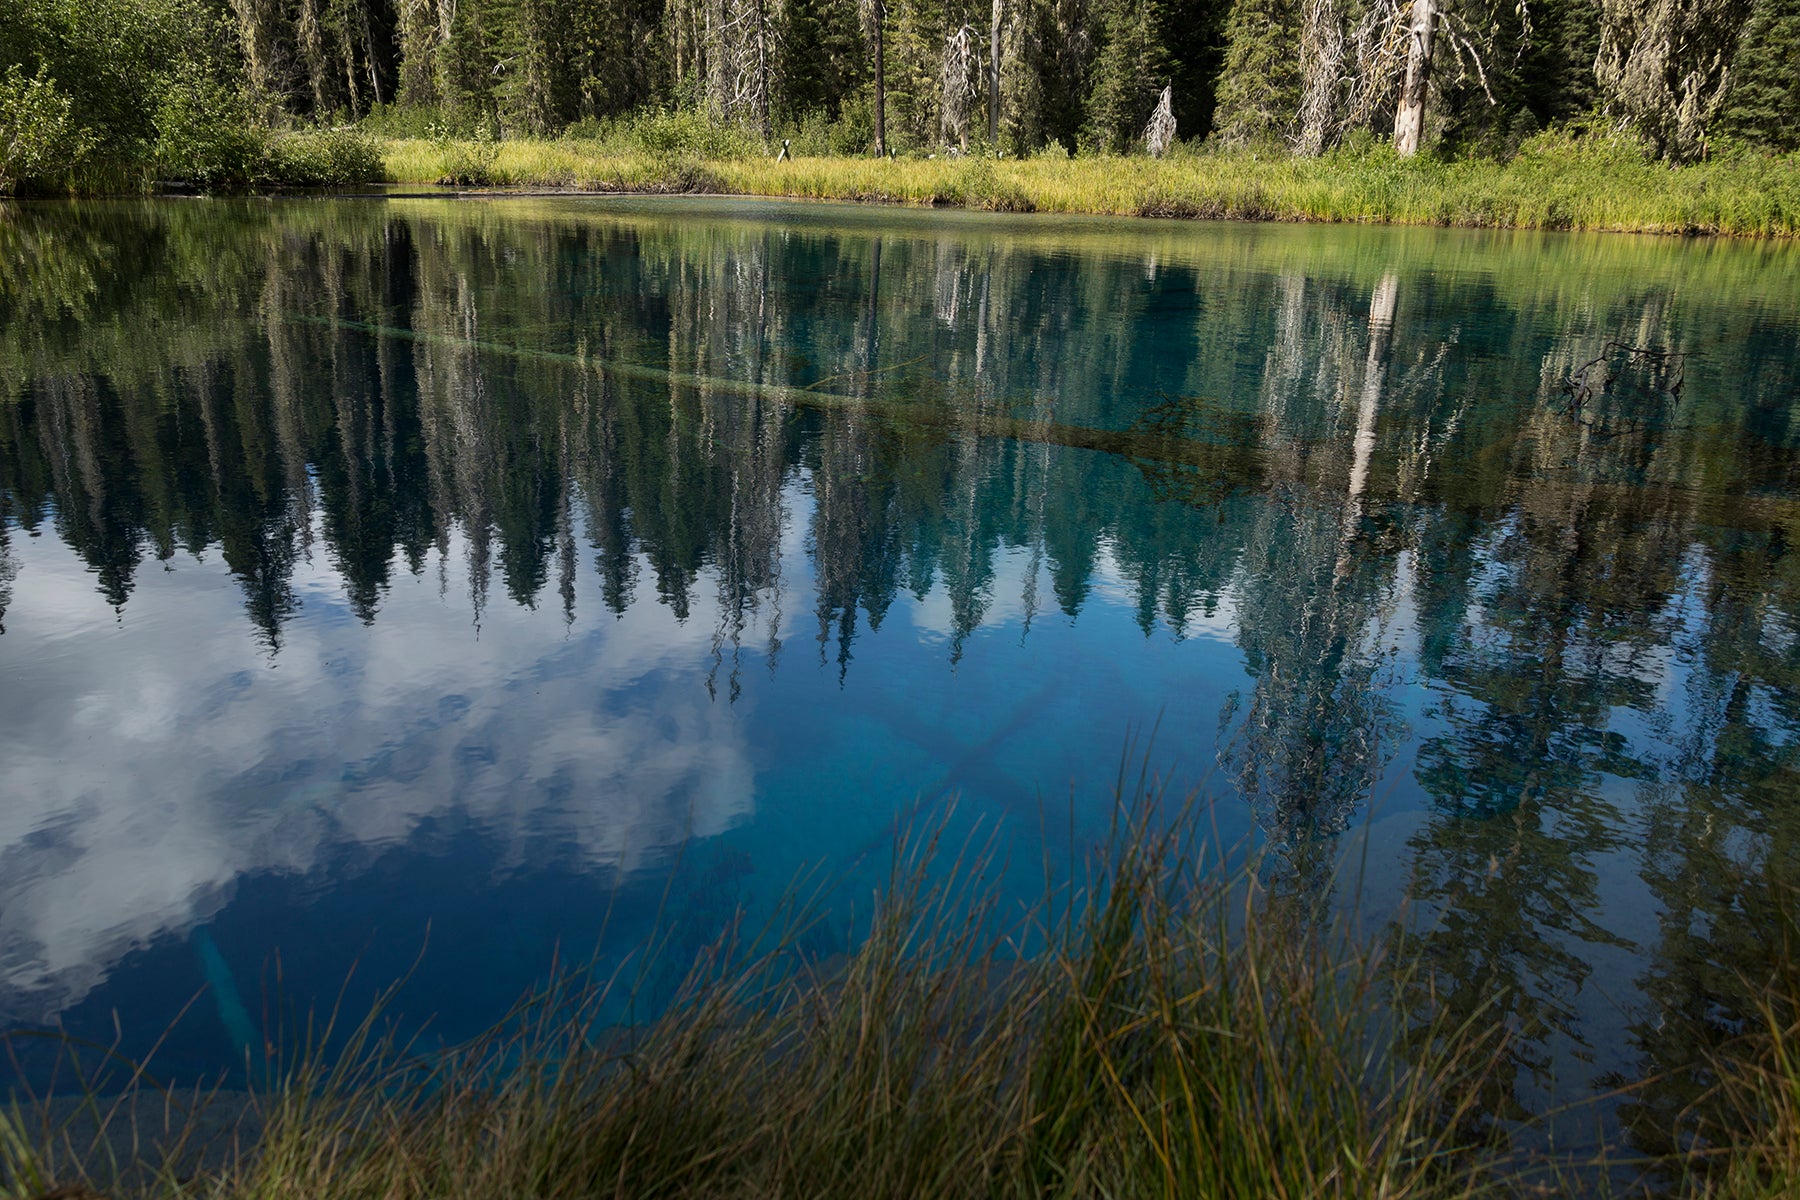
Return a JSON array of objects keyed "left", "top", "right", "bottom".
[{"left": 2, "top": 197, "right": 1798, "bottom": 1149}]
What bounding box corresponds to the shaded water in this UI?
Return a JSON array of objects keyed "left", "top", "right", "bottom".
[{"left": 2, "top": 197, "right": 1798, "bottom": 1152}]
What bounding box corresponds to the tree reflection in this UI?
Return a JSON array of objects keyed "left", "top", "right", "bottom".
[{"left": 3, "top": 202, "right": 1800, "bottom": 1144}]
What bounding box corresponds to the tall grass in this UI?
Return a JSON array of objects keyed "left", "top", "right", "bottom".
[
  {"left": 1678, "top": 899, "right": 1800, "bottom": 1200},
  {"left": 370, "top": 133, "right": 1800, "bottom": 237},
  {"left": 0, "top": 783, "right": 1510, "bottom": 1200},
  {"left": 3, "top": 781, "right": 1798, "bottom": 1199}
]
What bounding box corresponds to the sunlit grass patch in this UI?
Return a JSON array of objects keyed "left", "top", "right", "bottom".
[{"left": 369, "top": 136, "right": 1800, "bottom": 237}]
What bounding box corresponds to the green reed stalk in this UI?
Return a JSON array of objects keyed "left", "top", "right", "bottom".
[{"left": 5, "top": 775, "right": 1798, "bottom": 1199}]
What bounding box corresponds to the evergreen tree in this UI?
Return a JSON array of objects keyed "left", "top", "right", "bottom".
[
  {"left": 778, "top": 0, "right": 864, "bottom": 122},
  {"left": 1718, "top": 0, "right": 1800, "bottom": 149},
  {"left": 1211, "top": 0, "right": 1298, "bottom": 146},
  {"left": 1084, "top": 0, "right": 1168, "bottom": 150}
]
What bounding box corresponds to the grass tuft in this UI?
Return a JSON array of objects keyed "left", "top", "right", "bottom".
[{"left": 5, "top": 780, "right": 1800, "bottom": 1198}]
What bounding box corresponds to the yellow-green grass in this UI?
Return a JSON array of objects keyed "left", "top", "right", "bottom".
[{"left": 374, "top": 136, "right": 1800, "bottom": 237}]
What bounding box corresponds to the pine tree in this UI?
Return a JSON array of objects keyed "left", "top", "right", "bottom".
[
  {"left": 1083, "top": 0, "right": 1167, "bottom": 150},
  {"left": 778, "top": 0, "right": 863, "bottom": 123},
  {"left": 1211, "top": 0, "right": 1299, "bottom": 146},
  {"left": 1718, "top": 0, "right": 1800, "bottom": 149}
]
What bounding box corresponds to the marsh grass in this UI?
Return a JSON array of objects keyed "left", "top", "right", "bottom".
[
  {"left": 1671, "top": 895, "right": 1800, "bottom": 1200},
  {"left": 371, "top": 135, "right": 1800, "bottom": 237},
  {"left": 3, "top": 778, "right": 1799, "bottom": 1199}
]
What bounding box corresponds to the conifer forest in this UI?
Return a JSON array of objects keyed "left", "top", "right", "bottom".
[{"left": 3, "top": 0, "right": 1800, "bottom": 195}]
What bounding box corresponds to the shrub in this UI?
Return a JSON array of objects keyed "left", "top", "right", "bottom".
[
  {"left": 268, "top": 128, "right": 385, "bottom": 187},
  {"left": 957, "top": 158, "right": 1034, "bottom": 212},
  {"left": 358, "top": 102, "right": 451, "bottom": 139},
  {"left": 0, "top": 64, "right": 94, "bottom": 193},
  {"left": 784, "top": 101, "right": 876, "bottom": 157},
  {"left": 153, "top": 70, "right": 272, "bottom": 191},
  {"left": 436, "top": 126, "right": 504, "bottom": 186},
  {"left": 1511, "top": 117, "right": 1655, "bottom": 167},
  {"left": 629, "top": 109, "right": 765, "bottom": 159}
]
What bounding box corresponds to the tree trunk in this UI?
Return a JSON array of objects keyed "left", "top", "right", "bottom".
[
  {"left": 988, "top": 0, "right": 1001, "bottom": 144},
  {"left": 754, "top": 0, "right": 772, "bottom": 137},
  {"left": 874, "top": 5, "right": 887, "bottom": 156},
  {"left": 362, "top": 1, "right": 384, "bottom": 106},
  {"left": 1392, "top": 0, "right": 1434, "bottom": 156},
  {"left": 298, "top": 0, "right": 329, "bottom": 114}
]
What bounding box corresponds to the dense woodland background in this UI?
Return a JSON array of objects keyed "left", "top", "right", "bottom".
[{"left": 0, "top": 0, "right": 1798, "bottom": 189}]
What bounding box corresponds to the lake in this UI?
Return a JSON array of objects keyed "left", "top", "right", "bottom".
[{"left": 2, "top": 197, "right": 1797, "bottom": 1152}]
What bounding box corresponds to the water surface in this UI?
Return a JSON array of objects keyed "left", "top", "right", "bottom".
[{"left": 2, "top": 197, "right": 1798, "bottom": 1151}]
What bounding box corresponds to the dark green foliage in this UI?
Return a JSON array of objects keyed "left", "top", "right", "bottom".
[
  {"left": 1719, "top": 0, "right": 1800, "bottom": 150},
  {"left": 1210, "top": 0, "right": 1297, "bottom": 146},
  {"left": 777, "top": 0, "right": 866, "bottom": 123},
  {"left": 1083, "top": 0, "right": 1170, "bottom": 150},
  {"left": 1435, "top": 0, "right": 1604, "bottom": 157},
  {"left": 0, "top": 64, "right": 93, "bottom": 191},
  {"left": 1160, "top": 0, "right": 1229, "bottom": 139}
]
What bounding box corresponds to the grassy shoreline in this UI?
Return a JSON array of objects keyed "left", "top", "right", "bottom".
[
  {"left": 4, "top": 792, "right": 1798, "bottom": 1199},
  {"left": 371, "top": 135, "right": 1800, "bottom": 237}
]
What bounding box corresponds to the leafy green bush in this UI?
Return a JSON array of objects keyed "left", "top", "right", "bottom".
[
  {"left": 153, "top": 69, "right": 272, "bottom": 191},
  {"left": 627, "top": 110, "right": 765, "bottom": 159},
  {"left": 784, "top": 102, "right": 875, "bottom": 157},
  {"left": 268, "top": 128, "right": 385, "bottom": 186},
  {"left": 3, "top": 0, "right": 217, "bottom": 189},
  {"left": 436, "top": 126, "right": 504, "bottom": 185},
  {"left": 0, "top": 64, "right": 94, "bottom": 193}
]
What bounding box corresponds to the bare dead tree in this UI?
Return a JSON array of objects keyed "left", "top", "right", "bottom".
[
  {"left": 1342, "top": 0, "right": 1409, "bottom": 130},
  {"left": 1295, "top": 0, "right": 1510, "bottom": 157},
  {"left": 706, "top": 0, "right": 778, "bottom": 134},
  {"left": 298, "top": 0, "right": 329, "bottom": 112},
  {"left": 228, "top": 0, "right": 282, "bottom": 112},
  {"left": 1144, "top": 84, "right": 1175, "bottom": 156},
  {"left": 1294, "top": 0, "right": 1345, "bottom": 156},
  {"left": 940, "top": 24, "right": 980, "bottom": 151},
  {"left": 1391, "top": 0, "right": 1433, "bottom": 153},
  {"left": 1596, "top": 0, "right": 1750, "bottom": 161}
]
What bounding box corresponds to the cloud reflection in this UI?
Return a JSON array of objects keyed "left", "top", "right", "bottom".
[{"left": 0, "top": 521, "right": 757, "bottom": 1024}]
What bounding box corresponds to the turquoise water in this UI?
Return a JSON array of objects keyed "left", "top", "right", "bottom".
[{"left": 2, "top": 197, "right": 1798, "bottom": 1149}]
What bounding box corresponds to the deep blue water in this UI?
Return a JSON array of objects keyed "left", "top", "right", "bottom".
[{"left": 2, "top": 197, "right": 1798, "bottom": 1148}]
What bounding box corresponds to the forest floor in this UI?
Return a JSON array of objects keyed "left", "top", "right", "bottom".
[{"left": 374, "top": 136, "right": 1800, "bottom": 237}]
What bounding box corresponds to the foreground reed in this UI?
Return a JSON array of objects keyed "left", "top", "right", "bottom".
[{"left": 2, "top": 783, "right": 1797, "bottom": 1199}]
